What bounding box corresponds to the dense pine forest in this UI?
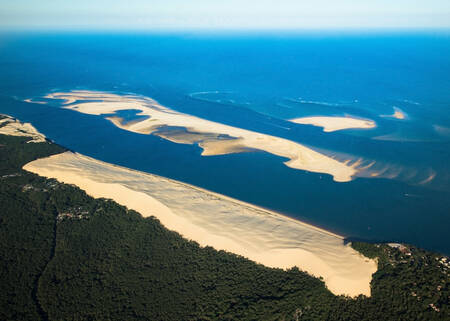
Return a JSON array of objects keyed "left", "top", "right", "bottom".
[{"left": 0, "top": 116, "right": 448, "bottom": 320}]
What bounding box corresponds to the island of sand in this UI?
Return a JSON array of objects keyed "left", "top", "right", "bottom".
[
  {"left": 26, "top": 91, "right": 433, "bottom": 186},
  {"left": 381, "top": 107, "right": 407, "bottom": 120},
  {"left": 0, "top": 115, "right": 46, "bottom": 143},
  {"left": 289, "top": 116, "right": 376, "bottom": 132},
  {"left": 24, "top": 151, "right": 378, "bottom": 297},
  {"left": 38, "top": 91, "right": 364, "bottom": 182}
]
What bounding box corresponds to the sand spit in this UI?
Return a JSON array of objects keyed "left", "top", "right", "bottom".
[
  {"left": 40, "top": 91, "right": 361, "bottom": 182},
  {"left": 24, "top": 151, "right": 377, "bottom": 297},
  {"left": 0, "top": 115, "right": 46, "bottom": 143},
  {"left": 290, "top": 116, "right": 376, "bottom": 132}
]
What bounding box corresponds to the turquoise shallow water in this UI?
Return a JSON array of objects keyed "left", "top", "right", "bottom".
[{"left": 0, "top": 31, "right": 449, "bottom": 254}]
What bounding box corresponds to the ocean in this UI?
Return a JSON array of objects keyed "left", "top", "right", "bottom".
[{"left": 0, "top": 31, "right": 449, "bottom": 254}]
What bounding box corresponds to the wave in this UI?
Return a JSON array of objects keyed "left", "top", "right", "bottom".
[
  {"left": 188, "top": 90, "right": 235, "bottom": 96},
  {"left": 400, "top": 99, "right": 421, "bottom": 106},
  {"left": 188, "top": 91, "right": 251, "bottom": 106},
  {"left": 284, "top": 97, "right": 356, "bottom": 108}
]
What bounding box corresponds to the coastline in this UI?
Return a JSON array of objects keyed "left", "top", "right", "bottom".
[
  {"left": 24, "top": 151, "right": 377, "bottom": 297},
  {"left": 1, "top": 112, "right": 377, "bottom": 297},
  {"left": 56, "top": 150, "right": 346, "bottom": 240},
  {"left": 64, "top": 148, "right": 345, "bottom": 239}
]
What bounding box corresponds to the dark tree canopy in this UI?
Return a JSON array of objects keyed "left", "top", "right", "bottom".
[{"left": 0, "top": 127, "right": 448, "bottom": 320}]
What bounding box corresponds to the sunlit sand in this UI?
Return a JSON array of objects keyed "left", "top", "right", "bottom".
[
  {"left": 289, "top": 116, "right": 376, "bottom": 132},
  {"left": 381, "top": 107, "right": 407, "bottom": 120},
  {"left": 24, "top": 151, "right": 377, "bottom": 297},
  {"left": 0, "top": 115, "right": 46, "bottom": 143},
  {"left": 433, "top": 124, "right": 450, "bottom": 138},
  {"left": 40, "top": 91, "right": 361, "bottom": 182}
]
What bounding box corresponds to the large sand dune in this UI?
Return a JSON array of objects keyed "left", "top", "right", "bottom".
[
  {"left": 0, "top": 115, "right": 46, "bottom": 143},
  {"left": 24, "top": 151, "right": 377, "bottom": 297}
]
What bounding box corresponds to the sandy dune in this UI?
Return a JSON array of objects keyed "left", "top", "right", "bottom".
[
  {"left": 41, "top": 91, "right": 361, "bottom": 182},
  {"left": 290, "top": 116, "right": 376, "bottom": 132},
  {"left": 0, "top": 115, "right": 46, "bottom": 143},
  {"left": 24, "top": 151, "right": 377, "bottom": 297}
]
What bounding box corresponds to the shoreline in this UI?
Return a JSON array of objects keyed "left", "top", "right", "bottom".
[
  {"left": 24, "top": 151, "right": 377, "bottom": 297},
  {"left": 2, "top": 111, "right": 376, "bottom": 297}
]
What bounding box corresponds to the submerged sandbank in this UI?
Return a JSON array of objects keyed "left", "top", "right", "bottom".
[
  {"left": 39, "top": 91, "right": 362, "bottom": 182},
  {"left": 289, "top": 116, "right": 376, "bottom": 132},
  {"left": 24, "top": 151, "right": 377, "bottom": 297}
]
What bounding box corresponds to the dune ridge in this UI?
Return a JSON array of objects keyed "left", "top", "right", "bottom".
[
  {"left": 24, "top": 151, "right": 377, "bottom": 297},
  {"left": 0, "top": 115, "right": 46, "bottom": 143}
]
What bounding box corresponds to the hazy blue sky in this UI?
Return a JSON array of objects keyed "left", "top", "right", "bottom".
[{"left": 1, "top": 0, "right": 449, "bottom": 30}]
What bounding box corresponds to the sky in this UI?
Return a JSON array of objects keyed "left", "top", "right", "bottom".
[{"left": 0, "top": 0, "right": 449, "bottom": 31}]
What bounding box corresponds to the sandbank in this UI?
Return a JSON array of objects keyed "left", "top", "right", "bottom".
[
  {"left": 24, "top": 151, "right": 377, "bottom": 297},
  {"left": 289, "top": 116, "right": 376, "bottom": 132},
  {"left": 433, "top": 124, "right": 450, "bottom": 138},
  {"left": 40, "top": 91, "right": 361, "bottom": 182},
  {"left": 0, "top": 115, "right": 46, "bottom": 143},
  {"left": 381, "top": 107, "right": 407, "bottom": 120}
]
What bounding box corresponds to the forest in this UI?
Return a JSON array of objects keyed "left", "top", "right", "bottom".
[{"left": 0, "top": 119, "right": 448, "bottom": 320}]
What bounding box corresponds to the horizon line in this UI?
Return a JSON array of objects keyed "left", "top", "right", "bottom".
[{"left": 0, "top": 26, "right": 449, "bottom": 35}]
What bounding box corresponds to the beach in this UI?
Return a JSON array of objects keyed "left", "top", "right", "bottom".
[{"left": 24, "top": 151, "right": 377, "bottom": 297}]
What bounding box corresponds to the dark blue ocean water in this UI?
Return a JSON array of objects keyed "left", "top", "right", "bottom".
[{"left": 0, "top": 31, "right": 449, "bottom": 254}]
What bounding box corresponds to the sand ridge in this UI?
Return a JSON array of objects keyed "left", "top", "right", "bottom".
[
  {"left": 289, "top": 116, "right": 376, "bottom": 132},
  {"left": 0, "top": 115, "right": 46, "bottom": 143},
  {"left": 40, "top": 90, "right": 362, "bottom": 182},
  {"left": 24, "top": 151, "right": 377, "bottom": 297}
]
